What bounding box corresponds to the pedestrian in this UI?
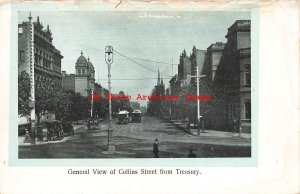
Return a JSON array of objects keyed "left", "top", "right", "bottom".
[
  {"left": 233, "top": 119, "right": 238, "bottom": 134},
  {"left": 153, "top": 138, "right": 159, "bottom": 158},
  {"left": 188, "top": 149, "right": 196, "bottom": 158},
  {"left": 186, "top": 117, "right": 190, "bottom": 132}
]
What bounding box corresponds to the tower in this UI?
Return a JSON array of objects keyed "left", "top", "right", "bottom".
[
  {"left": 75, "top": 51, "right": 95, "bottom": 96},
  {"left": 157, "top": 68, "right": 160, "bottom": 86}
]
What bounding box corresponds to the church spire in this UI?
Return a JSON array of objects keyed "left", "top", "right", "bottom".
[
  {"left": 157, "top": 68, "right": 160, "bottom": 86},
  {"left": 28, "top": 12, "right": 32, "bottom": 21},
  {"left": 81, "top": 50, "right": 83, "bottom": 56}
]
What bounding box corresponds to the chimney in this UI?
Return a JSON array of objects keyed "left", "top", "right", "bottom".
[{"left": 62, "top": 71, "right": 66, "bottom": 76}]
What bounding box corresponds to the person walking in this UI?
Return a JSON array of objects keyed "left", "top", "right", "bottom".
[
  {"left": 233, "top": 119, "right": 238, "bottom": 135},
  {"left": 153, "top": 138, "right": 159, "bottom": 158},
  {"left": 186, "top": 117, "right": 190, "bottom": 132},
  {"left": 188, "top": 149, "right": 196, "bottom": 158}
]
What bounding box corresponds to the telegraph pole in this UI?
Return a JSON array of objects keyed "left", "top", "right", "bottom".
[
  {"left": 105, "top": 46, "right": 115, "bottom": 153},
  {"left": 191, "top": 66, "right": 206, "bottom": 136}
]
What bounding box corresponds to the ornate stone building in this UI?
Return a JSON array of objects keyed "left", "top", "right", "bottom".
[
  {"left": 18, "top": 16, "right": 63, "bottom": 86},
  {"left": 18, "top": 15, "right": 63, "bottom": 122},
  {"left": 74, "top": 51, "right": 96, "bottom": 96}
]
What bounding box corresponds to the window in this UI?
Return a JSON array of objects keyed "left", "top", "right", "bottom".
[
  {"left": 82, "top": 69, "right": 85, "bottom": 74},
  {"left": 78, "top": 69, "right": 81, "bottom": 74},
  {"left": 18, "top": 27, "right": 23, "bottom": 34},
  {"left": 19, "top": 51, "right": 24, "bottom": 61},
  {"left": 245, "top": 100, "right": 251, "bottom": 119},
  {"left": 245, "top": 64, "right": 251, "bottom": 86}
]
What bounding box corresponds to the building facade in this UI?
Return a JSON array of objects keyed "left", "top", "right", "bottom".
[
  {"left": 74, "top": 51, "right": 96, "bottom": 97},
  {"left": 18, "top": 15, "right": 63, "bottom": 122},
  {"left": 61, "top": 71, "right": 75, "bottom": 91},
  {"left": 201, "top": 42, "right": 225, "bottom": 82},
  {"left": 190, "top": 46, "right": 207, "bottom": 86},
  {"left": 207, "top": 20, "right": 251, "bottom": 132}
]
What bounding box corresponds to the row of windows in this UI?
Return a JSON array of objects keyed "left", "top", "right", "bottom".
[
  {"left": 36, "top": 75, "right": 61, "bottom": 86},
  {"left": 35, "top": 48, "right": 52, "bottom": 60},
  {"left": 78, "top": 69, "right": 86, "bottom": 75},
  {"left": 34, "top": 54, "right": 52, "bottom": 69}
]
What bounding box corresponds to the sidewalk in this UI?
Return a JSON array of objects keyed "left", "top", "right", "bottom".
[
  {"left": 164, "top": 117, "right": 251, "bottom": 139},
  {"left": 188, "top": 128, "right": 251, "bottom": 139},
  {"left": 18, "top": 124, "right": 85, "bottom": 146}
]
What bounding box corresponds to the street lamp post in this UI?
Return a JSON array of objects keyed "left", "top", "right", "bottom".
[
  {"left": 191, "top": 65, "right": 206, "bottom": 136},
  {"left": 105, "top": 45, "right": 115, "bottom": 153}
]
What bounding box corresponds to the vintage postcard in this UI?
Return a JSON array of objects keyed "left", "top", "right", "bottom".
[
  {"left": 16, "top": 10, "right": 255, "bottom": 162},
  {"left": 0, "top": 1, "right": 299, "bottom": 194}
]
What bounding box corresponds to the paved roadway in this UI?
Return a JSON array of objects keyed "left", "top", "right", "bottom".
[{"left": 19, "top": 115, "right": 251, "bottom": 158}]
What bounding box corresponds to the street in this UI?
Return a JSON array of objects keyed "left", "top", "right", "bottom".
[{"left": 19, "top": 116, "right": 251, "bottom": 158}]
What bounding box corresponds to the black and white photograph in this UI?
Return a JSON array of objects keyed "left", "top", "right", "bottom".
[
  {"left": 1, "top": 1, "right": 300, "bottom": 193},
  {"left": 17, "top": 11, "right": 252, "bottom": 158}
]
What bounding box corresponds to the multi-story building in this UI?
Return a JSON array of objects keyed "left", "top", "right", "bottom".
[
  {"left": 207, "top": 20, "right": 251, "bottom": 132},
  {"left": 18, "top": 15, "right": 63, "bottom": 122},
  {"left": 190, "top": 46, "right": 207, "bottom": 86},
  {"left": 201, "top": 42, "right": 225, "bottom": 82},
  {"left": 18, "top": 16, "right": 63, "bottom": 85},
  {"left": 74, "top": 51, "right": 95, "bottom": 97},
  {"left": 62, "top": 52, "right": 108, "bottom": 99}
]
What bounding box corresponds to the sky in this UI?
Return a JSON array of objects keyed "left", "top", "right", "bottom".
[{"left": 19, "top": 11, "right": 250, "bottom": 106}]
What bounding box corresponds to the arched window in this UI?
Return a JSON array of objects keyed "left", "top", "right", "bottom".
[
  {"left": 245, "top": 100, "right": 251, "bottom": 119},
  {"left": 82, "top": 69, "right": 85, "bottom": 74},
  {"left": 78, "top": 69, "right": 81, "bottom": 75}
]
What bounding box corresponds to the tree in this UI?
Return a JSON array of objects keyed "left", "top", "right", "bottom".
[
  {"left": 35, "top": 78, "right": 72, "bottom": 125},
  {"left": 18, "top": 71, "right": 32, "bottom": 116},
  {"left": 53, "top": 87, "right": 72, "bottom": 121},
  {"left": 69, "top": 91, "right": 85, "bottom": 122}
]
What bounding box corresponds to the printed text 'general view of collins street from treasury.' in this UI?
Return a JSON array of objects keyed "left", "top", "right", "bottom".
[{"left": 18, "top": 11, "right": 252, "bottom": 158}]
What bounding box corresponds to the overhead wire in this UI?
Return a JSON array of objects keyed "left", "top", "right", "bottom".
[
  {"left": 98, "top": 78, "right": 171, "bottom": 81},
  {"left": 114, "top": 49, "right": 171, "bottom": 77}
]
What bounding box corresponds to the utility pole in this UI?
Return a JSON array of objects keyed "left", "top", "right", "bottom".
[
  {"left": 105, "top": 45, "right": 114, "bottom": 153},
  {"left": 191, "top": 65, "right": 206, "bottom": 136}
]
